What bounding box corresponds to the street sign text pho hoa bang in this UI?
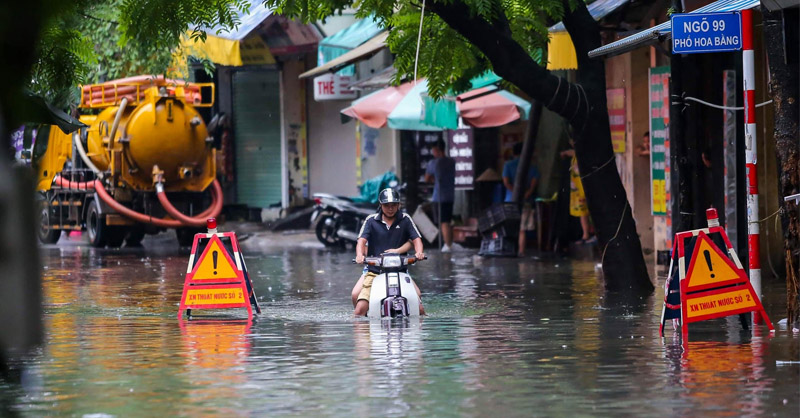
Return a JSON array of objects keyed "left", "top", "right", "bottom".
[{"left": 672, "top": 12, "right": 742, "bottom": 54}]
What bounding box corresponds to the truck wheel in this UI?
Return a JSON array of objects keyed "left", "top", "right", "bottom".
[
  {"left": 106, "top": 227, "right": 127, "bottom": 248},
  {"left": 125, "top": 228, "right": 146, "bottom": 247},
  {"left": 86, "top": 202, "right": 107, "bottom": 247},
  {"left": 38, "top": 202, "right": 61, "bottom": 244}
]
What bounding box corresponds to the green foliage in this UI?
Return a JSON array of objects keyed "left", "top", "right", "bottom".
[
  {"left": 28, "top": 0, "right": 248, "bottom": 108},
  {"left": 29, "top": 4, "right": 96, "bottom": 108},
  {"left": 78, "top": 0, "right": 174, "bottom": 85},
  {"left": 266, "top": 0, "right": 566, "bottom": 98}
]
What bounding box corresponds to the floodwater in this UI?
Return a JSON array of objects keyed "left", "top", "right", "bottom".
[{"left": 2, "top": 232, "right": 799, "bottom": 417}]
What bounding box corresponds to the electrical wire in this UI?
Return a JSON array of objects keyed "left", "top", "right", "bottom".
[
  {"left": 683, "top": 96, "right": 773, "bottom": 111},
  {"left": 413, "top": 0, "right": 426, "bottom": 83}
]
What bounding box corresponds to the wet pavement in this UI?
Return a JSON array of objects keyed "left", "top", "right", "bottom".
[{"left": 1, "top": 226, "right": 799, "bottom": 416}]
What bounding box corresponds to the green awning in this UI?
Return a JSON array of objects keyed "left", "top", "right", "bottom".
[{"left": 318, "top": 16, "right": 383, "bottom": 76}]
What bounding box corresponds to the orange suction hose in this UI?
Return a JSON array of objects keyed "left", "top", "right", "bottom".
[
  {"left": 156, "top": 180, "right": 224, "bottom": 227},
  {"left": 54, "top": 176, "right": 223, "bottom": 228}
]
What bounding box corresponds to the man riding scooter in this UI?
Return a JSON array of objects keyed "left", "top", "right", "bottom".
[{"left": 352, "top": 188, "right": 425, "bottom": 316}]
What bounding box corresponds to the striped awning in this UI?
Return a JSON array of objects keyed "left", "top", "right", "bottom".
[{"left": 588, "top": 0, "right": 761, "bottom": 58}]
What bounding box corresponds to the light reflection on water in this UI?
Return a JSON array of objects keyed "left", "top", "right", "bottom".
[{"left": 2, "top": 243, "right": 798, "bottom": 416}]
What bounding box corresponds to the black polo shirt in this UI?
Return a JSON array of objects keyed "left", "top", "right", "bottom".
[{"left": 358, "top": 212, "right": 422, "bottom": 273}]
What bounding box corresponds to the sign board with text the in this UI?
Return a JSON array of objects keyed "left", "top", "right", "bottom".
[
  {"left": 313, "top": 73, "right": 357, "bottom": 101},
  {"left": 672, "top": 12, "right": 742, "bottom": 54}
]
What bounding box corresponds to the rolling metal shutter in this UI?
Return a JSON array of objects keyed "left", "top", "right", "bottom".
[{"left": 233, "top": 70, "right": 282, "bottom": 208}]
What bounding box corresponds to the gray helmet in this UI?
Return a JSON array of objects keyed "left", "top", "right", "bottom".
[{"left": 378, "top": 188, "right": 400, "bottom": 204}]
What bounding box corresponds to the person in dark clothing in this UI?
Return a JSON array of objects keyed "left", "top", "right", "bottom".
[
  {"left": 352, "top": 188, "right": 425, "bottom": 316},
  {"left": 425, "top": 139, "right": 459, "bottom": 252}
]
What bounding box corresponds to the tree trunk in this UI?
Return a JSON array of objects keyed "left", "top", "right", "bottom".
[
  {"left": 511, "top": 101, "right": 542, "bottom": 203},
  {"left": 431, "top": 0, "right": 653, "bottom": 293},
  {"left": 0, "top": 0, "right": 47, "bottom": 377},
  {"left": 762, "top": 6, "right": 800, "bottom": 329}
]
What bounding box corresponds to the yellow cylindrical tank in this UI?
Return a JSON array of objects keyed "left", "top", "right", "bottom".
[{"left": 84, "top": 85, "right": 214, "bottom": 192}]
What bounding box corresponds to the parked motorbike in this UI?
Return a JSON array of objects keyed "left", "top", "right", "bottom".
[
  {"left": 355, "top": 254, "right": 425, "bottom": 318},
  {"left": 311, "top": 193, "right": 376, "bottom": 247}
]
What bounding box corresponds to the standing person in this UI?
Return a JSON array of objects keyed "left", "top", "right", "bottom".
[
  {"left": 502, "top": 142, "right": 540, "bottom": 256},
  {"left": 560, "top": 145, "right": 594, "bottom": 243},
  {"left": 637, "top": 131, "right": 651, "bottom": 156},
  {"left": 425, "top": 140, "right": 461, "bottom": 252},
  {"left": 353, "top": 188, "right": 425, "bottom": 317}
]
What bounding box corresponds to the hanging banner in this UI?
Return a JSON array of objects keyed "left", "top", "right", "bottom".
[
  {"left": 606, "top": 88, "right": 626, "bottom": 153},
  {"left": 649, "top": 67, "right": 670, "bottom": 216},
  {"left": 447, "top": 128, "right": 474, "bottom": 190}
]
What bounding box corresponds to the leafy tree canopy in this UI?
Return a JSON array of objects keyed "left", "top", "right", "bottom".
[
  {"left": 266, "top": 0, "right": 565, "bottom": 98},
  {"left": 29, "top": 0, "right": 250, "bottom": 107},
  {"left": 30, "top": 0, "right": 572, "bottom": 107}
]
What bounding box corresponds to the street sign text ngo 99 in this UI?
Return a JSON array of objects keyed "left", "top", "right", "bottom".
[{"left": 672, "top": 12, "right": 742, "bottom": 54}]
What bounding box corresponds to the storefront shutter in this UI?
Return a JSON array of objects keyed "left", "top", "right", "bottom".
[{"left": 233, "top": 70, "right": 282, "bottom": 208}]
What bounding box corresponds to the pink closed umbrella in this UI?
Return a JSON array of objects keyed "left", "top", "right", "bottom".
[{"left": 456, "top": 87, "right": 530, "bottom": 128}]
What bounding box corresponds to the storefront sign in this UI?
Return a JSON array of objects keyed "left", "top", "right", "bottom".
[
  {"left": 417, "top": 131, "right": 442, "bottom": 184},
  {"left": 606, "top": 88, "right": 626, "bottom": 153},
  {"left": 447, "top": 128, "right": 474, "bottom": 190},
  {"left": 649, "top": 67, "right": 670, "bottom": 216},
  {"left": 313, "top": 73, "right": 357, "bottom": 101},
  {"left": 672, "top": 12, "right": 742, "bottom": 54}
]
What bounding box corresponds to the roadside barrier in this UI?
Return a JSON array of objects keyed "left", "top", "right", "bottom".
[
  {"left": 660, "top": 208, "right": 773, "bottom": 344},
  {"left": 178, "top": 218, "right": 260, "bottom": 318}
]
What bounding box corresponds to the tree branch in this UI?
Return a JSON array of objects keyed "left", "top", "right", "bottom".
[{"left": 426, "top": 0, "right": 564, "bottom": 119}]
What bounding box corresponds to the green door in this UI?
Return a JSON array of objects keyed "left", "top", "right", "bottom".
[{"left": 233, "top": 70, "right": 282, "bottom": 208}]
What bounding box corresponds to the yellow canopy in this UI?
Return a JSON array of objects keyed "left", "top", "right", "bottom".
[
  {"left": 175, "top": 32, "right": 276, "bottom": 69},
  {"left": 546, "top": 32, "right": 578, "bottom": 71}
]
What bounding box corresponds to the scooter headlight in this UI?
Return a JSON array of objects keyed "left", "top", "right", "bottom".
[{"left": 382, "top": 255, "right": 402, "bottom": 268}]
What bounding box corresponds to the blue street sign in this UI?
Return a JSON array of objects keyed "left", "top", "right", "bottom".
[{"left": 672, "top": 12, "right": 742, "bottom": 54}]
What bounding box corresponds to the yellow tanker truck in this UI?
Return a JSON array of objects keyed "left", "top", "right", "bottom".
[{"left": 35, "top": 75, "right": 223, "bottom": 247}]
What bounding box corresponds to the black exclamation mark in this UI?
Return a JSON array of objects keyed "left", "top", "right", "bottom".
[
  {"left": 703, "top": 250, "right": 714, "bottom": 278},
  {"left": 212, "top": 250, "right": 218, "bottom": 275}
]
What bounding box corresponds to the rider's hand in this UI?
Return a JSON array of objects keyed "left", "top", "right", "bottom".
[
  {"left": 385, "top": 248, "right": 399, "bottom": 254},
  {"left": 356, "top": 254, "right": 366, "bottom": 264},
  {"left": 415, "top": 252, "right": 425, "bottom": 260}
]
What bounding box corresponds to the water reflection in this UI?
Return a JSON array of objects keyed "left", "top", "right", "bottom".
[
  {"left": 0, "top": 243, "right": 796, "bottom": 416},
  {"left": 179, "top": 319, "right": 252, "bottom": 416}
]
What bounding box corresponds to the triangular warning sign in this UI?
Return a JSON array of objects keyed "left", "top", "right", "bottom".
[
  {"left": 190, "top": 236, "right": 239, "bottom": 281},
  {"left": 685, "top": 232, "right": 748, "bottom": 291}
]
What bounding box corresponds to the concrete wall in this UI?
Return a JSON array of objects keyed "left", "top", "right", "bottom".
[
  {"left": 307, "top": 47, "right": 395, "bottom": 198},
  {"left": 308, "top": 90, "right": 359, "bottom": 197},
  {"left": 629, "top": 47, "right": 655, "bottom": 253},
  {"left": 359, "top": 124, "right": 398, "bottom": 183},
  {"left": 606, "top": 48, "right": 655, "bottom": 253},
  {"left": 282, "top": 58, "right": 309, "bottom": 206}
]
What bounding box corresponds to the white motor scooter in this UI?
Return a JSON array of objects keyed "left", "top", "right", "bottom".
[{"left": 356, "top": 254, "right": 425, "bottom": 318}]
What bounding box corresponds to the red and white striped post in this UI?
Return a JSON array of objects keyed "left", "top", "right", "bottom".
[{"left": 741, "top": 8, "right": 761, "bottom": 321}]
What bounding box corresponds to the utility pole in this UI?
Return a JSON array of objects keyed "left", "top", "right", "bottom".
[{"left": 669, "top": 0, "right": 694, "bottom": 234}]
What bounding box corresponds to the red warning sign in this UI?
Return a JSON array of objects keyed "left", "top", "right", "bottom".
[
  {"left": 178, "top": 231, "right": 259, "bottom": 318},
  {"left": 189, "top": 238, "right": 239, "bottom": 281},
  {"left": 671, "top": 228, "right": 773, "bottom": 338},
  {"left": 684, "top": 232, "right": 749, "bottom": 292}
]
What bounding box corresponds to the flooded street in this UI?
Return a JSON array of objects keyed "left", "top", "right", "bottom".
[{"left": 2, "top": 231, "right": 799, "bottom": 417}]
